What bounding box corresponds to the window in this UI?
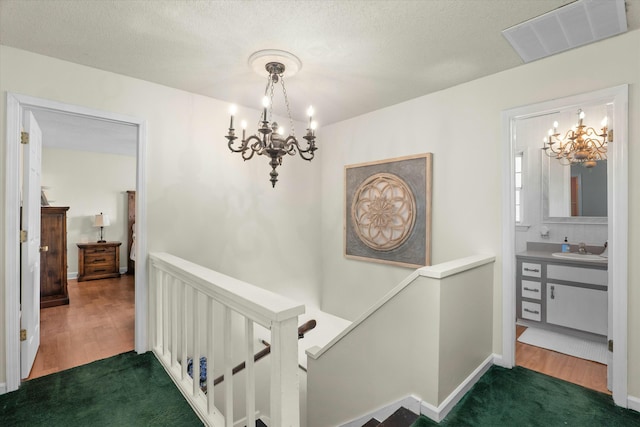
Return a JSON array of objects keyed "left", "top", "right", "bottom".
[{"left": 515, "top": 152, "right": 523, "bottom": 224}]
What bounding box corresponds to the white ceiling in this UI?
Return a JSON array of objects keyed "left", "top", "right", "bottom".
[{"left": 1, "top": 0, "right": 638, "bottom": 152}]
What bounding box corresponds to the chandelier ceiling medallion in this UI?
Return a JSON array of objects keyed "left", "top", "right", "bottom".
[
  {"left": 226, "top": 50, "right": 317, "bottom": 188},
  {"left": 542, "top": 109, "right": 612, "bottom": 168}
]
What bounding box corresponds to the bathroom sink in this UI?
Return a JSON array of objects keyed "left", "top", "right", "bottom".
[{"left": 551, "top": 252, "right": 607, "bottom": 261}]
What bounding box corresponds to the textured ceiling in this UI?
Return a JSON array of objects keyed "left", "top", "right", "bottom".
[{"left": 2, "top": 0, "right": 639, "bottom": 130}]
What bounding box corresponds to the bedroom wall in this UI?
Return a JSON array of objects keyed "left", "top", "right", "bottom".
[
  {"left": 41, "top": 147, "right": 136, "bottom": 275},
  {"left": 0, "top": 45, "right": 322, "bottom": 385},
  {"left": 318, "top": 29, "right": 640, "bottom": 397}
]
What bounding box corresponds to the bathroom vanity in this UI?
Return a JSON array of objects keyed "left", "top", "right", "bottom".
[{"left": 516, "top": 245, "right": 607, "bottom": 339}]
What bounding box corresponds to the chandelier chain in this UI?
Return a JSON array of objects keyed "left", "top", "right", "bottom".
[
  {"left": 268, "top": 78, "right": 276, "bottom": 123},
  {"left": 280, "top": 77, "right": 296, "bottom": 136}
]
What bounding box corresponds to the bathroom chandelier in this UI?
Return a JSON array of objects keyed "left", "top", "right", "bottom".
[
  {"left": 542, "top": 109, "right": 612, "bottom": 168},
  {"left": 225, "top": 50, "right": 317, "bottom": 188}
]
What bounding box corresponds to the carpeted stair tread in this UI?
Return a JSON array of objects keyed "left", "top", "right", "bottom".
[
  {"left": 379, "top": 407, "right": 419, "bottom": 426},
  {"left": 362, "top": 418, "right": 381, "bottom": 427},
  {"left": 408, "top": 366, "right": 640, "bottom": 426}
]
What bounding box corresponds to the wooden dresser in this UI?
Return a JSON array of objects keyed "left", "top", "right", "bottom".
[
  {"left": 77, "top": 241, "right": 122, "bottom": 282},
  {"left": 41, "top": 206, "right": 70, "bottom": 308}
]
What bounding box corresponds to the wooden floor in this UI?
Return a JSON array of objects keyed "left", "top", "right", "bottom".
[
  {"left": 516, "top": 325, "right": 609, "bottom": 394},
  {"left": 26, "top": 275, "right": 135, "bottom": 380}
]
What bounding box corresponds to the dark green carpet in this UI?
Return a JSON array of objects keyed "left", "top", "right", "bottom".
[
  {"left": 0, "top": 351, "right": 202, "bottom": 426},
  {"left": 411, "top": 366, "right": 640, "bottom": 427}
]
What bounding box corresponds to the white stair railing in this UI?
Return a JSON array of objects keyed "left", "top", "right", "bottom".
[{"left": 149, "top": 252, "right": 304, "bottom": 427}]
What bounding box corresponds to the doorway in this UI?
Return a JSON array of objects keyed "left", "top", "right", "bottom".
[
  {"left": 4, "top": 93, "right": 148, "bottom": 392},
  {"left": 500, "top": 85, "right": 629, "bottom": 407}
]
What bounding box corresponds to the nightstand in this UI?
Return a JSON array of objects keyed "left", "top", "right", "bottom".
[{"left": 77, "top": 242, "right": 122, "bottom": 282}]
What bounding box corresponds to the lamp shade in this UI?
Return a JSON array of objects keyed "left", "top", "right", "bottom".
[{"left": 94, "top": 213, "right": 110, "bottom": 227}]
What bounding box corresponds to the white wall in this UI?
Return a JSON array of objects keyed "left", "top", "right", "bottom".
[
  {"left": 41, "top": 147, "right": 136, "bottom": 275},
  {"left": 318, "top": 29, "right": 640, "bottom": 398},
  {"left": 0, "top": 45, "right": 322, "bottom": 384}
]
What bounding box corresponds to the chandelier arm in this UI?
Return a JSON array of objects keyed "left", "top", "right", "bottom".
[
  {"left": 228, "top": 139, "right": 248, "bottom": 153},
  {"left": 298, "top": 149, "right": 316, "bottom": 161}
]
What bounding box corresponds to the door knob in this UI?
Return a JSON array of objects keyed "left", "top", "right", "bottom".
[{"left": 39, "top": 245, "right": 49, "bottom": 252}]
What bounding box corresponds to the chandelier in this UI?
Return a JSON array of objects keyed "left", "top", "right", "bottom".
[
  {"left": 225, "top": 50, "right": 317, "bottom": 188},
  {"left": 542, "top": 109, "right": 612, "bottom": 168}
]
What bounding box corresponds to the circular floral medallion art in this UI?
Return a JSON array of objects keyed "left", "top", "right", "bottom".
[{"left": 351, "top": 173, "right": 416, "bottom": 251}]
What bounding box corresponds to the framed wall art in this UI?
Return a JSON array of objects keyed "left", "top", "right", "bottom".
[{"left": 344, "top": 153, "right": 432, "bottom": 268}]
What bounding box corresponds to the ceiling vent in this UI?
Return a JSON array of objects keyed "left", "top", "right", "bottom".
[{"left": 502, "top": 0, "right": 628, "bottom": 63}]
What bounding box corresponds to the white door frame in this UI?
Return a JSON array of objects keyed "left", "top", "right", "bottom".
[
  {"left": 4, "top": 92, "right": 148, "bottom": 392},
  {"left": 500, "top": 85, "right": 628, "bottom": 407}
]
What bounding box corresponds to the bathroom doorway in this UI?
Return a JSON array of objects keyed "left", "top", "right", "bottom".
[{"left": 501, "top": 85, "right": 629, "bottom": 406}]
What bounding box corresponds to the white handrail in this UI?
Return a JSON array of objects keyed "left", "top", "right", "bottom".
[{"left": 149, "top": 252, "right": 304, "bottom": 427}]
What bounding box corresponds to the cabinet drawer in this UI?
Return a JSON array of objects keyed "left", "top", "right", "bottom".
[
  {"left": 547, "top": 265, "right": 607, "bottom": 287},
  {"left": 85, "top": 253, "right": 115, "bottom": 266},
  {"left": 84, "top": 264, "right": 118, "bottom": 276},
  {"left": 522, "top": 262, "right": 541, "bottom": 278},
  {"left": 521, "top": 280, "right": 541, "bottom": 300},
  {"left": 521, "top": 301, "right": 541, "bottom": 321},
  {"left": 83, "top": 246, "right": 115, "bottom": 255}
]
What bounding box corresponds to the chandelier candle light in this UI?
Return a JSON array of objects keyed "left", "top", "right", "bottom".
[
  {"left": 226, "top": 50, "right": 318, "bottom": 188},
  {"left": 542, "top": 109, "right": 612, "bottom": 168}
]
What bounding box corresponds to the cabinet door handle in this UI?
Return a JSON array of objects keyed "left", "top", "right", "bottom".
[
  {"left": 523, "top": 287, "right": 539, "bottom": 292},
  {"left": 524, "top": 268, "right": 540, "bottom": 273},
  {"left": 524, "top": 308, "right": 540, "bottom": 315},
  {"left": 550, "top": 285, "right": 555, "bottom": 300},
  {"left": 94, "top": 269, "right": 106, "bottom": 273},
  {"left": 93, "top": 258, "right": 106, "bottom": 262}
]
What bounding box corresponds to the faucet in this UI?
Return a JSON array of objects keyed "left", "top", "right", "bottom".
[{"left": 578, "top": 242, "right": 587, "bottom": 254}]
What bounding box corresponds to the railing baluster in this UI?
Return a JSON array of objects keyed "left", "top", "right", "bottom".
[
  {"left": 245, "top": 318, "right": 256, "bottom": 427},
  {"left": 207, "top": 297, "right": 216, "bottom": 415},
  {"left": 223, "top": 306, "right": 233, "bottom": 427},
  {"left": 171, "top": 277, "right": 178, "bottom": 368},
  {"left": 156, "top": 270, "right": 164, "bottom": 352},
  {"left": 181, "top": 282, "right": 188, "bottom": 381},
  {"left": 192, "top": 288, "right": 200, "bottom": 397},
  {"left": 162, "top": 272, "right": 169, "bottom": 357}
]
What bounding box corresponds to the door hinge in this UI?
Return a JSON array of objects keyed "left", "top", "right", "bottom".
[
  {"left": 20, "top": 229, "right": 27, "bottom": 243},
  {"left": 608, "top": 339, "right": 613, "bottom": 352},
  {"left": 20, "top": 329, "right": 27, "bottom": 341},
  {"left": 20, "top": 131, "right": 29, "bottom": 145}
]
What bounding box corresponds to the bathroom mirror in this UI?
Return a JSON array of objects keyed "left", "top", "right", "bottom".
[
  {"left": 542, "top": 155, "right": 607, "bottom": 223},
  {"left": 541, "top": 104, "right": 609, "bottom": 224}
]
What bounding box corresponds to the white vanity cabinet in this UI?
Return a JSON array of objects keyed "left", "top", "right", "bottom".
[{"left": 516, "top": 255, "right": 607, "bottom": 338}]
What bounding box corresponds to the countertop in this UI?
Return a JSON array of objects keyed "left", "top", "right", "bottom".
[{"left": 517, "top": 242, "right": 608, "bottom": 267}]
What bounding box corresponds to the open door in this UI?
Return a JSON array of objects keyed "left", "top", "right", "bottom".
[{"left": 20, "top": 111, "right": 43, "bottom": 379}]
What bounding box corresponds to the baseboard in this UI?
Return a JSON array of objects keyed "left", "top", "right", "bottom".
[
  {"left": 341, "top": 395, "right": 421, "bottom": 427},
  {"left": 421, "top": 354, "right": 495, "bottom": 422},
  {"left": 68, "top": 272, "right": 78, "bottom": 279},
  {"left": 628, "top": 395, "right": 640, "bottom": 413},
  {"left": 0, "top": 382, "right": 6, "bottom": 395},
  {"left": 492, "top": 353, "right": 510, "bottom": 368},
  {"left": 120, "top": 267, "right": 128, "bottom": 274},
  {"left": 340, "top": 354, "right": 495, "bottom": 426}
]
